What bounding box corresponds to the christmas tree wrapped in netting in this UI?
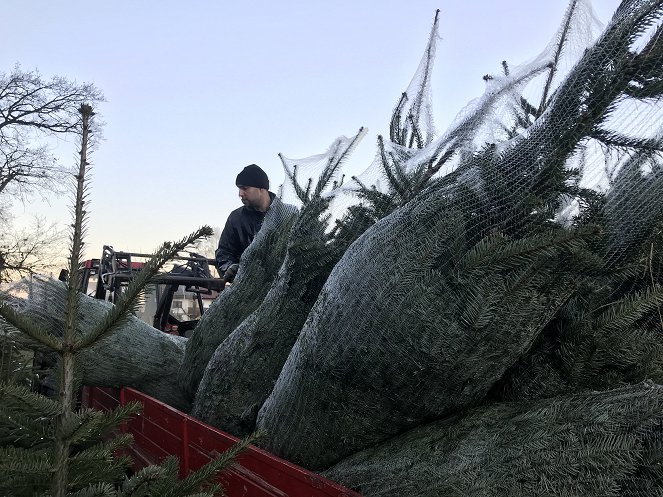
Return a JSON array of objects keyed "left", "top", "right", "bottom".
[{"left": 252, "top": 0, "right": 663, "bottom": 488}]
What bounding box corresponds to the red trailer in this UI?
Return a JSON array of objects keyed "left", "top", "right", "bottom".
[{"left": 81, "top": 386, "right": 361, "bottom": 497}]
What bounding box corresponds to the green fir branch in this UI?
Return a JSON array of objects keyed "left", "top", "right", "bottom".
[
  {"left": 424, "top": 144, "right": 457, "bottom": 184},
  {"left": 67, "top": 482, "right": 117, "bottom": 497},
  {"left": 0, "top": 444, "right": 52, "bottom": 476},
  {"left": 64, "top": 104, "right": 95, "bottom": 356},
  {"left": 0, "top": 387, "right": 56, "bottom": 442},
  {"left": 625, "top": 77, "right": 663, "bottom": 99},
  {"left": 279, "top": 160, "right": 311, "bottom": 203},
  {"left": 594, "top": 285, "right": 663, "bottom": 335},
  {"left": 410, "top": 9, "right": 439, "bottom": 132},
  {"left": 388, "top": 149, "right": 414, "bottom": 194},
  {"left": 389, "top": 92, "right": 408, "bottom": 144},
  {"left": 625, "top": 2, "right": 663, "bottom": 48},
  {"left": 407, "top": 113, "right": 424, "bottom": 149},
  {"left": 66, "top": 402, "right": 141, "bottom": 446},
  {"left": 144, "top": 456, "right": 180, "bottom": 494},
  {"left": 171, "top": 432, "right": 258, "bottom": 495},
  {"left": 69, "top": 433, "right": 133, "bottom": 468},
  {"left": 377, "top": 135, "right": 408, "bottom": 202},
  {"left": 0, "top": 406, "right": 52, "bottom": 448},
  {"left": 117, "top": 465, "right": 166, "bottom": 497},
  {"left": 536, "top": 0, "right": 579, "bottom": 116},
  {"left": 459, "top": 227, "right": 597, "bottom": 272},
  {"left": 314, "top": 127, "right": 366, "bottom": 198},
  {"left": 591, "top": 127, "right": 663, "bottom": 154},
  {"left": 0, "top": 382, "right": 62, "bottom": 417}
]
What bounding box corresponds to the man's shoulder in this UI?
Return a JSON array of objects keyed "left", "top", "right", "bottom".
[
  {"left": 223, "top": 207, "right": 249, "bottom": 229},
  {"left": 228, "top": 206, "right": 254, "bottom": 219},
  {"left": 227, "top": 205, "right": 265, "bottom": 226}
]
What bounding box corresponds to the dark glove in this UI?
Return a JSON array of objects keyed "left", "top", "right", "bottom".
[{"left": 223, "top": 263, "right": 239, "bottom": 283}]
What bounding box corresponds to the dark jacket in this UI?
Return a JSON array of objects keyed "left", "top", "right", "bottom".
[{"left": 215, "top": 192, "right": 275, "bottom": 274}]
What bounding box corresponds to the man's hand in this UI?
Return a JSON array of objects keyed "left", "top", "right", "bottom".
[{"left": 223, "top": 263, "right": 239, "bottom": 283}]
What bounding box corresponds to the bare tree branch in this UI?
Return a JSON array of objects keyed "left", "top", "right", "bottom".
[
  {"left": 0, "top": 216, "right": 66, "bottom": 282},
  {"left": 0, "top": 65, "right": 102, "bottom": 280},
  {"left": 0, "top": 65, "right": 103, "bottom": 201}
]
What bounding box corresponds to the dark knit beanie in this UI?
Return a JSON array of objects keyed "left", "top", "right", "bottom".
[{"left": 236, "top": 164, "right": 269, "bottom": 189}]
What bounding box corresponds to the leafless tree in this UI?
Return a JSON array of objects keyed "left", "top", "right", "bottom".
[
  {"left": 0, "top": 65, "right": 102, "bottom": 280},
  {"left": 0, "top": 215, "right": 65, "bottom": 282},
  {"left": 0, "top": 138, "right": 60, "bottom": 199},
  {"left": 0, "top": 65, "right": 103, "bottom": 199}
]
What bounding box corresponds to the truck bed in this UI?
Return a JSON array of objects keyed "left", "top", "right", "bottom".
[{"left": 81, "top": 387, "right": 361, "bottom": 497}]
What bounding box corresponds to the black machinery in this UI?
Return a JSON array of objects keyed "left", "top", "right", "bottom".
[{"left": 78, "top": 245, "right": 225, "bottom": 336}]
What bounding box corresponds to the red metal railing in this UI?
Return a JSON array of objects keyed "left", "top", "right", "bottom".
[{"left": 81, "top": 387, "right": 361, "bottom": 497}]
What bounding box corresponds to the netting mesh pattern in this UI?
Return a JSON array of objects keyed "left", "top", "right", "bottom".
[
  {"left": 255, "top": 183, "right": 583, "bottom": 467},
  {"left": 179, "top": 197, "right": 298, "bottom": 399},
  {"left": 2, "top": 278, "right": 190, "bottom": 409},
  {"left": 324, "top": 383, "right": 663, "bottom": 497},
  {"left": 251, "top": 0, "right": 663, "bottom": 473}
]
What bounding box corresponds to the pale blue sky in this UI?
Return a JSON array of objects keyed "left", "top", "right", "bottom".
[{"left": 2, "top": 1, "right": 620, "bottom": 260}]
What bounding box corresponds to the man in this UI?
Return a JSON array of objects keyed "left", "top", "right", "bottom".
[{"left": 215, "top": 164, "right": 275, "bottom": 282}]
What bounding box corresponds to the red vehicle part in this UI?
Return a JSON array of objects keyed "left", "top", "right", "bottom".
[{"left": 81, "top": 387, "right": 362, "bottom": 497}]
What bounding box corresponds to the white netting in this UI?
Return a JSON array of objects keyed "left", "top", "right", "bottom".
[
  {"left": 248, "top": 0, "right": 663, "bottom": 473},
  {"left": 277, "top": 129, "right": 367, "bottom": 209}
]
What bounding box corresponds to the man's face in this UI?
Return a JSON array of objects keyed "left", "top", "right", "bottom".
[{"left": 238, "top": 185, "right": 263, "bottom": 209}]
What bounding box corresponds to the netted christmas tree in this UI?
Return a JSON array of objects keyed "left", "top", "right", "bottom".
[{"left": 3, "top": 0, "right": 663, "bottom": 495}]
